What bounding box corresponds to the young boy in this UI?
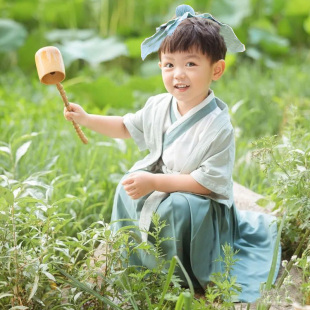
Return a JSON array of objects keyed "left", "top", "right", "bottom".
[{"left": 64, "top": 5, "right": 280, "bottom": 302}]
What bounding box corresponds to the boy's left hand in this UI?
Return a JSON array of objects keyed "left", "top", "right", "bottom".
[{"left": 122, "top": 172, "right": 155, "bottom": 200}]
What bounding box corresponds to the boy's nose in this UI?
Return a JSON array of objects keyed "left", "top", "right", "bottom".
[{"left": 174, "top": 67, "right": 186, "bottom": 79}]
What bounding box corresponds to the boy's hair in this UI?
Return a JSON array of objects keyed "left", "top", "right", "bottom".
[{"left": 158, "top": 17, "right": 227, "bottom": 63}]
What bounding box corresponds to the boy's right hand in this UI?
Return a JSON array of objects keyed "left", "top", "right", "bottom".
[{"left": 64, "top": 103, "right": 89, "bottom": 127}]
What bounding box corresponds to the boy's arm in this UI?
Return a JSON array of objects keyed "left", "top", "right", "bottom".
[
  {"left": 64, "top": 103, "right": 131, "bottom": 139},
  {"left": 122, "top": 172, "right": 211, "bottom": 200}
]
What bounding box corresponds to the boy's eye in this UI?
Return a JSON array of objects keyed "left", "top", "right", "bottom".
[
  {"left": 186, "top": 62, "right": 196, "bottom": 67},
  {"left": 164, "top": 63, "right": 174, "bottom": 68}
]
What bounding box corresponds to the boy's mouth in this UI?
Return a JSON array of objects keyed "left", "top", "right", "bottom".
[{"left": 174, "top": 84, "right": 189, "bottom": 90}]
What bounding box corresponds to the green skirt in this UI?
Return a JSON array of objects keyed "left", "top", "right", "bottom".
[{"left": 111, "top": 177, "right": 281, "bottom": 303}]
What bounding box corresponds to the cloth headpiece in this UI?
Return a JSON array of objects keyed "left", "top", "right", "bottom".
[{"left": 141, "top": 4, "right": 245, "bottom": 60}]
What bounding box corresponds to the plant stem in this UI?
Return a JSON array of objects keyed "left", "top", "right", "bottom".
[
  {"left": 100, "top": 0, "right": 109, "bottom": 36},
  {"left": 11, "top": 201, "right": 21, "bottom": 305},
  {"left": 175, "top": 293, "right": 184, "bottom": 310},
  {"left": 265, "top": 212, "right": 286, "bottom": 290},
  {"left": 270, "top": 150, "right": 290, "bottom": 178},
  {"left": 158, "top": 256, "right": 177, "bottom": 308},
  {"left": 276, "top": 229, "right": 310, "bottom": 289}
]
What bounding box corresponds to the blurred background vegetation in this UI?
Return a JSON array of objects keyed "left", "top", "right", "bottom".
[{"left": 1, "top": 0, "right": 309, "bottom": 73}]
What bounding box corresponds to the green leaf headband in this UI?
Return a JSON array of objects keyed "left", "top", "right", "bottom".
[{"left": 141, "top": 4, "right": 245, "bottom": 60}]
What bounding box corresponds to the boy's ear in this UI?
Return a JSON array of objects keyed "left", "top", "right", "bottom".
[
  {"left": 158, "top": 61, "right": 162, "bottom": 69},
  {"left": 212, "top": 60, "right": 225, "bottom": 81}
]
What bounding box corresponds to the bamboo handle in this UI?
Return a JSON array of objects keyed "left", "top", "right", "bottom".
[{"left": 56, "top": 83, "right": 88, "bottom": 144}]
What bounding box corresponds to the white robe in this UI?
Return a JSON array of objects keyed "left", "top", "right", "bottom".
[{"left": 123, "top": 91, "right": 235, "bottom": 207}]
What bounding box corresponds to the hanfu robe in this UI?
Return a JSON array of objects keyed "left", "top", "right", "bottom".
[{"left": 111, "top": 91, "right": 281, "bottom": 302}]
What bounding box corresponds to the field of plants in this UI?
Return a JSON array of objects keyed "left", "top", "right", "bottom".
[{"left": 0, "top": 0, "right": 310, "bottom": 309}]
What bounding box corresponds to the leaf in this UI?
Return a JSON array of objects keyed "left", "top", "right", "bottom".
[
  {"left": 231, "top": 100, "right": 245, "bottom": 115},
  {"left": 16, "top": 197, "right": 45, "bottom": 204},
  {"left": 70, "top": 75, "right": 134, "bottom": 109},
  {"left": 285, "top": 0, "right": 310, "bottom": 16},
  {"left": 0, "top": 146, "right": 11, "bottom": 155},
  {"left": 265, "top": 213, "right": 286, "bottom": 290},
  {"left": 51, "top": 197, "right": 78, "bottom": 207},
  {"left": 57, "top": 37, "right": 128, "bottom": 67},
  {"left": 28, "top": 275, "right": 39, "bottom": 301},
  {"left": 175, "top": 293, "right": 184, "bottom": 310},
  {"left": 245, "top": 47, "right": 263, "bottom": 60},
  {"left": 174, "top": 256, "right": 195, "bottom": 297},
  {"left": 43, "top": 271, "right": 56, "bottom": 282},
  {"left": 22, "top": 179, "right": 50, "bottom": 189},
  {"left": 0, "top": 186, "right": 14, "bottom": 205},
  {"left": 248, "top": 28, "right": 289, "bottom": 56},
  {"left": 157, "top": 256, "right": 178, "bottom": 308},
  {"left": 45, "top": 29, "right": 96, "bottom": 41},
  {"left": 296, "top": 165, "right": 307, "bottom": 172},
  {"left": 125, "top": 37, "right": 145, "bottom": 58},
  {"left": 304, "top": 15, "right": 310, "bottom": 34},
  {"left": 74, "top": 291, "right": 83, "bottom": 302},
  {"left": 53, "top": 264, "right": 122, "bottom": 309},
  {"left": 15, "top": 141, "right": 32, "bottom": 165},
  {"left": 256, "top": 198, "right": 273, "bottom": 208},
  {"left": 113, "top": 139, "right": 127, "bottom": 153},
  {"left": 22, "top": 188, "right": 45, "bottom": 200},
  {"left": 11, "top": 133, "right": 39, "bottom": 148},
  {"left": 43, "top": 156, "right": 59, "bottom": 171},
  {"left": 0, "top": 293, "right": 13, "bottom": 299},
  {"left": 0, "top": 19, "right": 27, "bottom": 52},
  {"left": 290, "top": 149, "right": 305, "bottom": 155},
  {"left": 210, "top": 0, "right": 252, "bottom": 28},
  {"left": 54, "top": 247, "right": 70, "bottom": 258}
]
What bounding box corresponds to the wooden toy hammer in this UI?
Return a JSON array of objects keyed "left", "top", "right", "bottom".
[{"left": 35, "top": 46, "right": 88, "bottom": 144}]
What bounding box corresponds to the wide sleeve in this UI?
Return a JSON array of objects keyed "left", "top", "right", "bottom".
[
  {"left": 123, "top": 96, "right": 154, "bottom": 151},
  {"left": 190, "top": 125, "right": 235, "bottom": 202}
]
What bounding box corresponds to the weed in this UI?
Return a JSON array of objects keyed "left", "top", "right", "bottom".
[{"left": 193, "top": 244, "right": 242, "bottom": 310}]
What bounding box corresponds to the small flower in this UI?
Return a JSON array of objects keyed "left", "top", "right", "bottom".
[
  {"left": 283, "top": 274, "right": 293, "bottom": 286},
  {"left": 291, "top": 255, "right": 297, "bottom": 261},
  {"left": 282, "top": 260, "right": 288, "bottom": 267}
]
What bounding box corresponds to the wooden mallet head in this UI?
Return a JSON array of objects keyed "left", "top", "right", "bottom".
[
  {"left": 35, "top": 46, "right": 88, "bottom": 144},
  {"left": 35, "top": 46, "right": 65, "bottom": 85}
]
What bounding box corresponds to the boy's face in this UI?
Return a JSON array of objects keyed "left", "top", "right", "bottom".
[{"left": 159, "top": 49, "right": 225, "bottom": 114}]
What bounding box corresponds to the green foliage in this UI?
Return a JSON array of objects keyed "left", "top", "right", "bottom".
[
  {"left": 222, "top": 55, "right": 310, "bottom": 192},
  {"left": 296, "top": 244, "right": 310, "bottom": 305},
  {"left": 193, "top": 244, "right": 242, "bottom": 310},
  {"left": 0, "top": 131, "right": 242, "bottom": 309},
  {"left": 0, "top": 177, "right": 241, "bottom": 309},
  {"left": 0, "top": 19, "right": 27, "bottom": 52},
  {"left": 255, "top": 213, "right": 286, "bottom": 310},
  {"left": 0, "top": 179, "right": 185, "bottom": 309},
  {"left": 57, "top": 36, "right": 128, "bottom": 67},
  {"left": 0, "top": 0, "right": 309, "bottom": 72},
  {"left": 252, "top": 102, "right": 310, "bottom": 253},
  {"left": 251, "top": 95, "right": 310, "bottom": 306},
  {"left": 208, "top": 244, "right": 242, "bottom": 306}
]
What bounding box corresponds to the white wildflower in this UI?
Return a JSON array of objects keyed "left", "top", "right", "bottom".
[{"left": 282, "top": 260, "right": 288, "bottom": 267}]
